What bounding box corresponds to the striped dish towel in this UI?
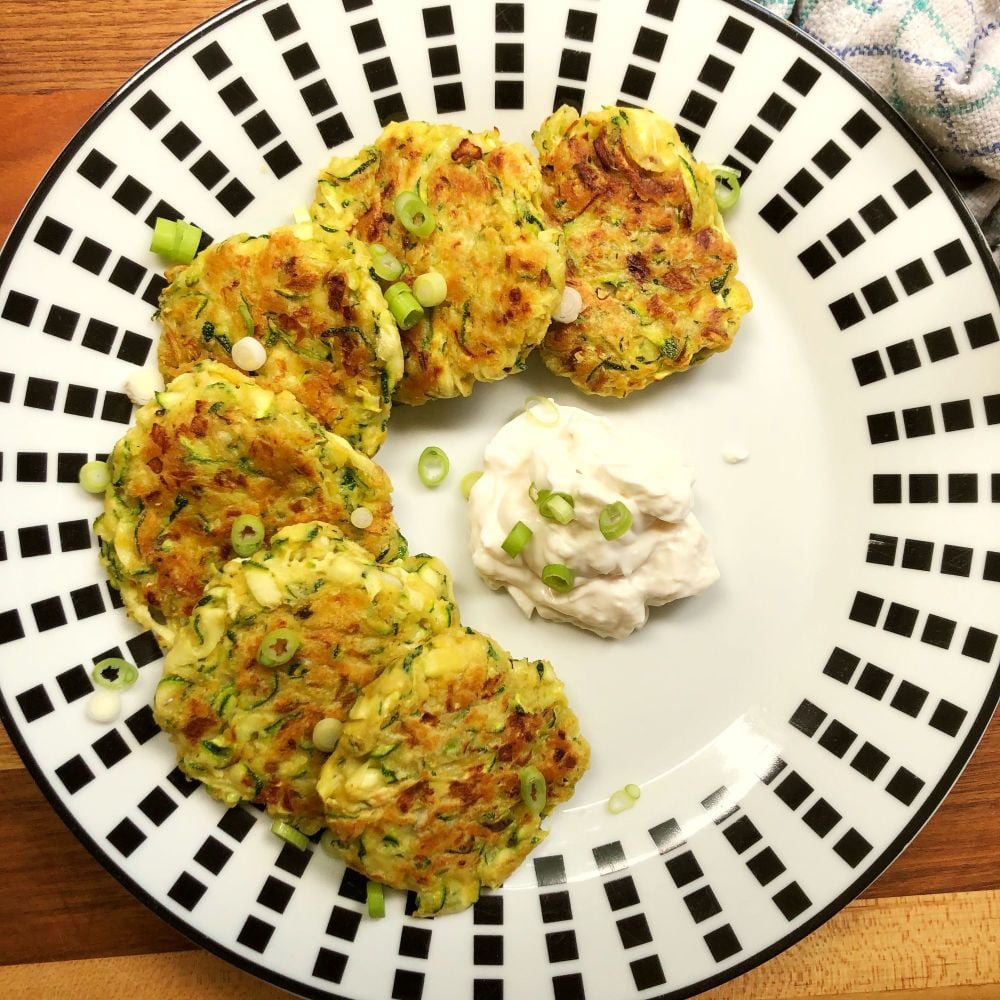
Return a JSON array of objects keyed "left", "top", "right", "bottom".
[{"left": 755, "top": 0, "right": 1000, "bottom": 265}]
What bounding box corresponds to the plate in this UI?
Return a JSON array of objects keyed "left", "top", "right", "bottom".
[{"left": 2, "top": 1, "right": 999, "bottom": 997}]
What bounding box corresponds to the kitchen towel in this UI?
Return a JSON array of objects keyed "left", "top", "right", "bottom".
[{"left": 755, "top": 0, "right": 1000, "bottom": 265}]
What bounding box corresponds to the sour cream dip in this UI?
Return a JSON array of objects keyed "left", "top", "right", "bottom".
[{"left": 467, "top": 400, "right": 719, "bottom": 639}]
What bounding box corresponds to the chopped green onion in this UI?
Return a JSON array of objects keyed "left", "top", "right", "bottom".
[
  {"left": 367, "top": 880, "right": 386, "bottom": 918},
  {"left": 711, "top": 165, "right": 742, "bottom": 212},
  {"left": 292, "top": 204, "right": 311, "bottom": 224},
  {"left": 541, "top": 563, "right": 575, "bottom": 593},
  {"left": 231, "top": 514, "right": 265, "bottom": 557},
  {"left": 625, "top": 783, "right": 641, "bottom": 800},
  {"left": 92, "top": 657, "right": 138, "bottom": 691},
  {"left": 607, "top": 788, "right": 636, "bottom": 814},
  {"left": 599, "top": 502, "right": 633, "bottom": 540},
  {"left": 502, "top": 521, "right": 533, "bottom": 558},
  {"left": 312, "top": 717, "right": 343, "bottom": 752},
  {"left": 258, "top": 627, "right": 301, "bottom": 666},
  {"left": 538, "top": 491, "right": 575, "bottom": 525},
  {"left": 79, "top": 459, "right": 111, "bottom": 494},
  {"left": 523, "top": 395, "right": 559, "bottom": 427},
  {"left": 413, "top": 270, "right": 447, "bottom": 307},
  {"left": 319, "top": 829, "right": 340, "bottom": 859},
  {"left": 519, "top": 765, "right": 547, "bottom": 814},
  {"left": 394, "top": 190, "right": 435, "bottom": 238},
  {"left": 370, "top": 243, "right": 404, "bottom": 281},
  {"left": 87, "top": 689, "right": 121, "bottom": 723},
  {"left": 270, "top": 818, "right": 309, "bottom": 851},
  {"left": 385, "top": 281, "right": 425, "bottom": 330},
  {"left": 461, "top": 470, "right": 483, "bottom": 499},
  {"left": 149, "top": 217, "right": 202, "bottom": 264},
  {"left": 417, "top": 445, "right": 450, "bottom": 487}
]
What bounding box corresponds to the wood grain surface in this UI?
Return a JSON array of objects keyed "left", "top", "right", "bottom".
[{"left": 1, "top": 2, "right": 998, "bottom": 998}]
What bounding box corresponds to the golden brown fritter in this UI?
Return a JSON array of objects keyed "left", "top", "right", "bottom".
[
  {"left": 317, "top": 628, "right": 590, "bottom": 915},
  {"left": 154, "top": 522, "right": 457, "bottom": 833},
  {"left": 534, "top": 106, "right": 752, "bottom": 396},
  {"left": 95, "top": 362, "right": 405, "bottom": 647},
  {"left": 312, "top": 121, "right": 565, "bottom": 404},
  {"left": 157, "top": 224, "right": 402, "bottom": 456}
]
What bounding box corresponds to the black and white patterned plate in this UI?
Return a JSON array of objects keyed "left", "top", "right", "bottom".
[{"left": 2, "top": 1, "right": 998, "bottom": 997}]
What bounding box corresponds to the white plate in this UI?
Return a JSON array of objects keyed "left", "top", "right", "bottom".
[{"left": 2, "top": 1, "right": 998, "bottom": 997}]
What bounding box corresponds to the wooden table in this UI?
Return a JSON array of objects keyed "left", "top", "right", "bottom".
[{"left": 1, "top": 2, "right": 998, "bottom": 997}]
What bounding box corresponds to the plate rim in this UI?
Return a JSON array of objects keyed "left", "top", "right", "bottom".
[{"left": 1, "top": 0, "right": 998, "bottom": 997}]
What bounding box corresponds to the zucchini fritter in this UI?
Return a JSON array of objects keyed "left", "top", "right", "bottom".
[
  {"left": 95, "top": 362, "right": 405, "bottom": 647},
  {"left": 312, "top": 121, "right": 565, "bottom": 404},
  {"left": 157, "top": 224, "right": 402, "bottom": 456},
  {"left": 154, "top": 522, "right": 457, "bottom": 833},
  {"left": 317, "top": 628, "right": 590, "bottom": 916},
  {"left": 534, "top": 106, "right": 752, "bottom": 396}
]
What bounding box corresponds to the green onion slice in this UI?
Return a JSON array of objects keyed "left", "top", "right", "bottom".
[
  {"left": 460, "top": 470, "right": 483, "bottom": 499},
  {"left": 270, "top": 818, "right": 309, "bottom": 851},
  {"left": 394, "top": 190, "right": 435, "bottom": 238},
  {"left": 538, "top": 491, "right": 575, "bottom": 525},
  {"left": 541, "top": 563, "right": 575, "bottom": 593},
  {"left": 257, "top": 627, "right": 301, "bottom": 666},
  {"left": 502, "top": 521, "right": 533, "bottom": 558},
  {"left": 607, "top": 788, "right": 636, "bottom": 814},
  {"left": 149, "top": 217, "right": 203, "bottom": 264},
  {"left": 319, "top": 829, "right": 339, "bottom": 859},
  {"left": 599, "top": 501, "right": 633, "bottom": 540},
  {"left": 625, "top": 783, "right": 641, "bottom": 800},
  {"left": 412, "top": 270, "right": 447, "bottom": 307},
  {"left": 711, "top": 165, "right": 742, "bottom": 212},
  {"left": 92, "top": 657, "right": 139, "bottom": 691},
  {"left": 367, "top": 880, "right": 386, "bottom": 918},
  {"left": 230, "top": 514, "right": 265, "bottom": 557},
  {"left": 370, "top": 243, "right": 404, "bottom": 281},
  {"left": 523, "top": 395, "right": 560, "bottom": 427},
  {"left": 417, "top": 445, "right": 450, "bottom": 487},
  {"left": 519, "top": 765, "right": 547, "bottom": 815},
  {"left": 384, "top": 281, "right": 425, "bottom": 330},
  {"left": 79, "top": 459, "right": 111, "bottom": 494}
]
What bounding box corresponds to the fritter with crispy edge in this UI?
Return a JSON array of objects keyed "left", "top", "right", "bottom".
[
  {"left": 318, "top": 628, "right": 590, "bottom": 916},
  {"left": 312, "top": 121, "right": 565, "bottom": 405},
  {"left": 534, "top": 105, "right": 752, "bottom": 397},
  {"left": 157, "top": 223, "right": 403, "bottom": 456},
  {"left": 95, "top": 362, "right": 406, "bottom": 648},
  {"left": 154, "top": 522, "right": 457, "bottom": 833}
]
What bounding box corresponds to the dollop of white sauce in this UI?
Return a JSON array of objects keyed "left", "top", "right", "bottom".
[
  {"left": 467, "top": 402, "right": 719, "bottom": 639},
  {"left": 124, "top": 369, "right": 165, "bottom": 406}
]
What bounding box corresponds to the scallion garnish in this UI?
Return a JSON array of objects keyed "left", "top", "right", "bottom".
[
  {"left": 417, "top": 446, "right": 450, "bottom": 487},
  {"left": 711, "top": 165, "right": 742, "bottom": 212},
  {"left": 538, "top": 491, "right": 575, "bottom": 525},
  {"left": 367, "top": 880, "right": 386, "bottom": 918},
  {"left": 385, "top": 281, "right": 425, "bottom": 330},
  {"left": 270, "top": 818, "right": 309, "bottom": 851},
  {"left": 607, "top": 788, "right": 636, "bottom": 814},
  {"left": 599, "top": 501, "right": 633, "bottom": 540},
  {"left": 625, "top": 783, "right": 641, "bottom": 800},
  {"left": 258, "top": 627, "right": 301, "bottom": 666},
  {"left": 523, "top": 395, "right": 559, "bottom": 427},
  {"left": 541, "top": 563, "right": 575, "bottom": 593},
  {"left": 413, "top": 270, "right": 447, "bottom": 307},
  {"left": 92, "top": 657, "right": 139, "bottom": 691},
  {"left": 231, "top": 514, "right": 265, "bottom": 557},
  {"left": 460, "top": 470, "right": 483, "bottom": 499},
  {"left": 79, "top": 459, "right": 111, "bottom": 494},
  {"left": 370, "top": 243, "right": 404, "bottom": 281},
  {"left": 394, "top": 190, "right": 435, "bottom": 238},
  {"left": 502, "top": 521, "right": 533, "bottom": 558},
  {"left": 150, "top": 217, "right": 203, "bottom": 264},
  {"left": 519, "top": 765, "right": 547, "bottom": 815}
]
